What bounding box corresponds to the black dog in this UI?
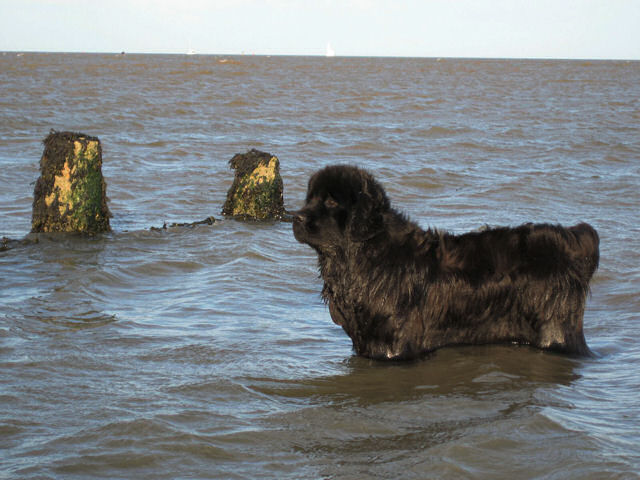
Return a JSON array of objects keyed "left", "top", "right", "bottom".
[{"left": 293, "top": 165, "right": 599, "bottom": 360}]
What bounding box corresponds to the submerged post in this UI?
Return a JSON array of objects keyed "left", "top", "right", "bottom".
[
  {"left": 222, "top": 149, "right": 285, "bottom": 220},
  {"left": 31, "top": 131, "right": 111, "bottom": 233}
]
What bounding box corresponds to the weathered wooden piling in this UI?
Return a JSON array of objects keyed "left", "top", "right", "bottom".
[
  {"left": 31, "top": 131, "right": 111, "bottom": 233},
  {"left": 222, "top": 149, "right": 285, "bottom": 220}
]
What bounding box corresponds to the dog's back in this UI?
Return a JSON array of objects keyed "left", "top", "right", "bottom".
[
  {"left": 438, "top": 222, "right": 599, "bottom": 286},
  {"left": 442, "top": 222, "right": 599, "bottom": 356}
]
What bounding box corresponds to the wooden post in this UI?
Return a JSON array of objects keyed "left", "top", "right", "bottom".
[
  {"left": 222, "top": 149, "right": 285, "bottom": 220},
  {"left": 31, "top": 131, "right": 111, "bottom": 233}
]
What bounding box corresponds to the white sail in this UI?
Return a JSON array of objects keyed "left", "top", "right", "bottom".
[{"left": 325, "top": 42, "right": 335, "bottom": 57}]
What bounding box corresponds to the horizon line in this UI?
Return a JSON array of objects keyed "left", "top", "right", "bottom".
[{"left": 2, "top": 50, "right": 639, "bottom": 62}]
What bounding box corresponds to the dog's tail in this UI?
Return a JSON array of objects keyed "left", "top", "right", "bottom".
[{"left": 569, "top": 223, "right": 600, "bottom": 282}]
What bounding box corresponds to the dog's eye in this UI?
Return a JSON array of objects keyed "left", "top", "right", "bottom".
[{"left": 324, "top": 197, "right": 339, "bottom": 209}]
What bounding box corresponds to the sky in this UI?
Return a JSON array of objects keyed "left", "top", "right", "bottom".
[{"left": 1, "top": 0, "right": 639, "bottom": 59}]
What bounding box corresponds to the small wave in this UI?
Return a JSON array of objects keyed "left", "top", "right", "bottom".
[
  {"left": 137, "top": 344, "right": 232, "bottom": 365},
  {"left": 142, "top": 140, "right": 170, "bottom": 148},
  {"left": 452, "top": 140, "right": 491, "bottom": 150},
  {"left": 225, "top": 99, "right": 251, "bottom": 107},
  {"left": 415, "top": 125, "right": 473, "bottom": 138},
  {"left": 339, "top": 141, "right": 382, "bottom": 153},
  {"left": 497, "top": 127, "right": 526, "bottom": 138},
  {"left": 295, "top": 138, "right": 332, "bottom": 149},
  {"left": 397, "top": 167, "right": 443, "bottom": 191},
  {"left": 26, "top": 309, "right": 117, "bottom": 330},
  {"left": 218, "top": 59, "right": 242, "bottom": 65},
  {"left": 128, "top": 259, "right": 205, "bottom": 276},
  {"left": 192, "top": 69, "right": 215, "bottom": 76}
]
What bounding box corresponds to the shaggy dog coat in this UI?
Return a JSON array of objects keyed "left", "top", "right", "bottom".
[{"left": 293, "top": 165, "right": 599, "bottom": 360}]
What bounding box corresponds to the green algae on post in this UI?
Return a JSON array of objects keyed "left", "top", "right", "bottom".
[
  {"left": 31, "top": 131, "right": 111, "bottom": 234},
  {"left": 222, "top": 149, "right": 285, "bottom": 220}
]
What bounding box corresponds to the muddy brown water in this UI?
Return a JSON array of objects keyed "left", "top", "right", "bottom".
[{"left": 1, "top": 53, "right": 639, "bottom": 479}]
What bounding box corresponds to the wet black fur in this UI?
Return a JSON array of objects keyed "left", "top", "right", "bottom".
[{"left": 293, "top": 165, "right": 599, "bottom": 360}]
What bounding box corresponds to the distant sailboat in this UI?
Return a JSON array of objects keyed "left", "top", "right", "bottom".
[
  {"left": 325, "top": 42, "right": 335, "bottom": 57},
  {"left": 186, "top": 48, "right": 196, "bottom": 55}
]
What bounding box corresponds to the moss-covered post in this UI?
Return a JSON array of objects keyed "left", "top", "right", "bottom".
[
  {"left": 31, "top": 131, "right": 111, "bottom": 233},
  {"left": 222, "top": 149, "right": 285, "bottom": 220}
]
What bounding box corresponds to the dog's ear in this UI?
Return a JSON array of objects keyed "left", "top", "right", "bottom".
[{"left": 349, "top": 176, "right": 390, "bottom": 242}]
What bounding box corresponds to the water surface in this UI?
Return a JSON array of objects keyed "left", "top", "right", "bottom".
[{"left": 1, "top": 53, "right": 639, "bottom": 479}]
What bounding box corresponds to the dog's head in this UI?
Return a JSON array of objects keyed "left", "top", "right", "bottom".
[{"left": 293, "top": 165, "right": 390, "bottom": 252}]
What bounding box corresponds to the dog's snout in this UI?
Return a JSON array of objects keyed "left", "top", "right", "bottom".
[{"left": 292, "top": 210, "right": 307, "bottom": 222}]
